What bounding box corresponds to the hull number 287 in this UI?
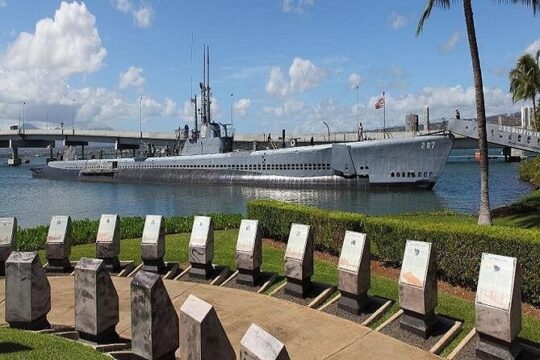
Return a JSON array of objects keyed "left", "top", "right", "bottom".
[{"left": 421, "top": 141, "right": 435, "bottom": 150}]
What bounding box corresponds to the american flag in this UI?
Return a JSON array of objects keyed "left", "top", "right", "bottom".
[{"left": 375, "top": 97, "right": 385, "bottom": 109}]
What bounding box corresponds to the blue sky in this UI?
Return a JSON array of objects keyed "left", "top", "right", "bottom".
[{"left": 0, "top": 1, "right": 538, "bottom": 134}]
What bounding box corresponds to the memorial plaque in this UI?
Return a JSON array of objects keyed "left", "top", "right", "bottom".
[
  {"left": 284, "top": 224, "right": 310, "bottom": 261},
  {"left": 0, "top": 217, "right": 16, "bottom": 275},
  {"left": 398, "top": 240, "right": 437, "bottom": 338},
  {"left": 240, "top": 323, "right": 290, "bottom": 360},
  {"left": 235, "top": 219, "right": 262, "bottom": 286},
  {"left": 337, "top": 231, "right": 370, "bottom": 314},
  {"left": 179, "top": 295, "right": 235, "bottom": 360},
  {"left": 5, "top": 252, "right": 51, "bottom": 330},
  {"left": 140, "top": 215, "right": 165, "bottom": 273},
  {"left": 284, "top": 224, "right": 313, "bottom": 298},
  {"left": 96, "top": 214, "right": 121, "bottom": 271},
  {"left": 45, "top": 215, "right": 72, "bottom": 272},
  {"left": 131, "top": 270, "right": 179, "bottom": 360},
  {"left": 74, "top": 258, "right": 119, "bottom": 343},
  {"left": 188, "top": 216, "right": 214, "bottom": 279},
  {"left": 475, "top": 253, "right": 522, "bottom": 360},
  {"left": 399, "top": 240, "right": 431, "bottom": 288}
]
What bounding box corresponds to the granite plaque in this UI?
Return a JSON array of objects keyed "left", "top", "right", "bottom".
[
  {"left": 399, "top": 240, "right": 430, "bottom": 288},
  {"left": 284, "top": 224, "right": 313, "bottom": 298},
  {"left": 5, "top": 252, "right": 51, "bottom": 330},
  {"left": 240, "top": 323, "right": 290, "bottom": 360},
  {"left": 140, "top": 215, "right": 165, "bottom": 273},
  {"left": 131, "top": 270, "right": 179, "bottom": 360},
  {"left": 398, "top": 240, "right": 437, "bottom": 338},
  {"left": 0, "top": 217, "right": 16, "bottom": 275},
  {"left": 74, "top": 258, "right": 119, "bottom": 343},
  {"left": 235, "top": 219, "right": 262, "bottom": 286},
  {"left": 475, "top": 253, "right": 522, "bottom": 360},
  {"left": 189, "top": 216, "right": 214, "bottom": 279},
  {"left": 337, "top": 231, "right": 370, "bottom": 314},
  {"left": 46, "top": 215, "right": 72, "bottom": 271},
  {"left": 96, "top": 214, "right": 121, "bottom": 271},
  {"left": 179, "top": 295, "right": 235, "bottom": 360}
]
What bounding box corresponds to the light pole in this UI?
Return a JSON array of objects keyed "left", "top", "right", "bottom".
[
  {"left": 356, "top": 85, "right": 359, "bottom": 129},
  {"left": 22, "top": 101, "right": 26, "bottom": 133},
  {"left": 72, "top": 99, "right": 75, "bottom": 134},
  {"left": 139, "top": 96, "right": 143, "bottom": 139},
  {"left": 230, "top": 93, "right": 233, "bottom": 128},
  {"left": 322, "top": 121, "right": 330, "bottom": 141}
]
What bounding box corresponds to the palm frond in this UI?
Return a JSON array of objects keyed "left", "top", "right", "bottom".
[
  {"left": 416, "top": 0, "right": 454, "bottom": 36},
  {"left": 496, "top": 0, "right": 539, "bottom": 15}
]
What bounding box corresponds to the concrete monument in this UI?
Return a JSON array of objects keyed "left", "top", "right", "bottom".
[
  {"left": 398, "top": 240, "right": 437, "bottom": 338},
  {"left": 0, "top": 217, "right": 16, "bottom": 276},
  {"left": 240, "top": 323, "right": 290, "bottom": 360},
  {"left": 96, "top": 214, "right": 121, "bottom": 272},
  {"left": 235, "top": 219, "right": 262, "bottom": 286},
  {"left": 475, "top": 253, "right": 522, "bottom": 360},
  {"left": 74, "top": 258, "right": 119, "bottom": 343},
  {"left": 337, "top": 231, "right": 370, "bottom": 314},
  {"left": 140, "top": 215, "right": 166, "bottom": 274},
  {"left": 46, "top": 215, "right": 72, "bottom": 272},
  {"left": 179, "top": 294, "right": 235, "bottom": 360},
  {"left": 189, "top": 216, "right": 214, "bottom": 280},
  {"left": 131, "top": 270, "right": 179, "bottom": 360},
  {"left": 284, "top": 223, "right": 313, "bottom": 298},
  {"left": 5, "top": 252, "right": 51, "bottom": 329}
]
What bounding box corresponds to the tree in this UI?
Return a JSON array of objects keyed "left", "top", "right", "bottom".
[
  {"left": 417, "top": 0, "right": 538, "bottom": 225},
  {"left": 509, "top": 53, "right": 540, "bottom": 130}
]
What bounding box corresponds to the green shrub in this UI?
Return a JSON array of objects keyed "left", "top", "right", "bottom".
[
  {"left": 519, "top": 157, "right": 540, "bottom": 187},
  {"left": 15, "top": 214, "right": 241, "bottom": 252},
  {"left": 246, "top": 199, "right": 540, "bottom": 306}
]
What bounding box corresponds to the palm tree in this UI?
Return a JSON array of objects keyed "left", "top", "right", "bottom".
[
  {"left": 509, "top": 54, "right": 540, "bottom": 130},
  {"left": 417, "top": 0, "right": 538, "bottom": 225}
]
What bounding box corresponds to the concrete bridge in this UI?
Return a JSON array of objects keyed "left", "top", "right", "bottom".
[{"left": 1, "top": 119, "right": 538, "bottom": 165}]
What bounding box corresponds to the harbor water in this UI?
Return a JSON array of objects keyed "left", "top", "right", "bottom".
[{"left": 0, "top": 156, "right": 534, "bottom": 228}]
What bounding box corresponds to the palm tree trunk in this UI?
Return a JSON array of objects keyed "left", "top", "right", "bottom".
[{"left": 463, "top": 0, "right": 492, "bottom": 225}]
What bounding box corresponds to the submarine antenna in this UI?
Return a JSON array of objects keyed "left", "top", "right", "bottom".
[{"left": 207, "top": 45, "right": 211, "bottom": 124}]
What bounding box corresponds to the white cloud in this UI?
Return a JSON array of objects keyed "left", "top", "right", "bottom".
[
  {"left": 348, "top": 73, "right": 362, "bottom": 90},
  {"left": 440, "top": 32, "right": 460, "bottom": 53},
  {"left": 114, "top": 0, "right": 153, "bottom": 28},
  {"left": 0, "top": 0, "right": 6, "bottom": 8},
  {"left": 233, "top": 98, "right": 251, "bottom": 116},
  {"left": 524, "top": 38, "right": 540, "bottom": 56},
  {"left": 281, "top": 0, "right": 314, "bottom": 14},
  {"left": 389, "top": 12, "right": 408, "bottom": 29},
  {"left": 263, "top": 98, "right": 304, "bottom": 117},
  {"left": 266, "top": 57, "right": 325, "bottom": 97},
  {"left": 1, "top": 2, "right": 106, "bottom": 76},
  {"left": 119, "top": 66, "right": 146, "bottom": 90}
]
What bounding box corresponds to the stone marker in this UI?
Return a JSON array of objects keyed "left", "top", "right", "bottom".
[
  {"left": 0, "top": 217, "right": 16, "bottom": 276},
  {"left": 96, "top": 214, "right": 121, "bottom": 272},
  {"left": 398, "top": 240, "right": 437, "bottom": 338},
  {"left": 337, "top": 231, "right": 370, "bottom": 314},
  {"left": 189, "top": 216, "right": 214, "bottom": 280},
  {"left": 74, "top": 258, "right": 119, "bottom": 343},
  {"left": 284, "top": 223, "right": 313, "bottom": 298},
  {"left": 475, "top": 253, "right": 522, "bottom": 360},
  {"left": 235, "top": 219, "right": 262, "bottom": 286},
  {"left": 140, "top": 215, "right": 166, "bottom": 274},
  {"left": 46, "top": 215, "right": 72, "bottom": 272},
  {"left": 131, "top": 270, "right": 179, "bottom": 360},
  {"left": 240, "top": 323, "right": 290, "bottom": 360},
  {"left": 179, "top": 294, "right": 235, "bottom": 360},
  {"left": 5, "top": 252, "right": 51, "bottom": 330}
]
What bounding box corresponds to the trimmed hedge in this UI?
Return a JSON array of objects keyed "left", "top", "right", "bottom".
[
  {"left": 247, "top": 199, "right": 540, "bottom": 306},
  {"left": 15, "top": 213, "right": 242, "bottom": 252}
]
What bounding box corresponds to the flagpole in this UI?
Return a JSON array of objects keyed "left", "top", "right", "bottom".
[{"left": 383, "top": 91, "right": 386, "bottom": 139}]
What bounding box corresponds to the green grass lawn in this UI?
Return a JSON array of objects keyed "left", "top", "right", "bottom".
[
  {"left": 46, "top": 229, "right": 540, "bottom": 358},
  {"left": 0, "top": 327, "right": 108, "bottom": 360}
]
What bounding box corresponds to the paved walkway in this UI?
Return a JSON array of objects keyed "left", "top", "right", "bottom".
[{"left": 0, "top": 277, "right": 440, "bottom": 359}]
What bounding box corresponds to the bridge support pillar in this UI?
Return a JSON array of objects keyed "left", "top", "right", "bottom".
[
  {"left": 502, "top": 147, "right": 522, "bottom": 162},
  {"left": 81, "top": 145, "right": 85, "bottom": 160},
  {"left": 7, "top": 147, "right": 21, "bottom": 167}
]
